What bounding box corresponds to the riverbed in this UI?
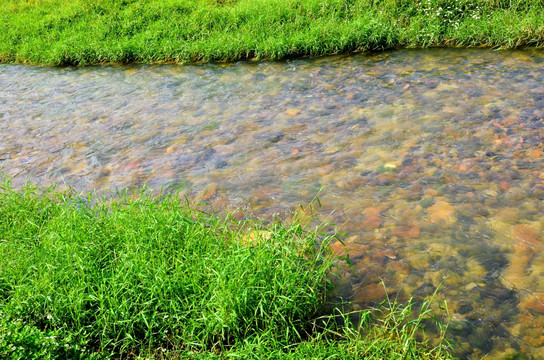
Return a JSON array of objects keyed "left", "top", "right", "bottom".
[{"left": 1, "top": 48, "right": 543, "bottom": 359}]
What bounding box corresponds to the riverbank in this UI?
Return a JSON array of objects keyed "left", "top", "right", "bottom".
[
  {"left": 0, "top": 182, "right": 453, "bottom": 359},
  {"left": 0, "top": 0, "right": 543, "bottom": 65}
]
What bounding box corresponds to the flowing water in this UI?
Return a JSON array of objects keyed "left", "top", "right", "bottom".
[{"left": 1, "top": 48, "right": 544, "bottom": 359}]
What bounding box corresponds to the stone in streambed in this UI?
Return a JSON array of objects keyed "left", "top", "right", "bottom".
[
  {"left": 392, "top": 225, "right": 421, "bottom": 239},
  {"left": 200, "top": 183, "right": 217, "bottom": 201},
  {"left": 519, "top": 294, "right": 544, "bottom": 315},
  {"left": 122, "top": 160, "right": 141, "bottom": 172},
  {"left": 386, "top": 259, "right": 410, "bottom": 275},
  {"left": 361, "top": 207, "right": 384, "bottom": 230},
  {"left": 345, "top": 235, "right": 361, "bottom": 244},
  {"left": 427, "top": 198, "right": 456, "bottom": 224},
  {"left": 380, "top": 248, "right": 398, "bottom": 260},
  {"left": 70, "top": 161, "right": 88, "bottom": 175},
  {"left": 501, "top": 224, "right": 542, "bottom": 289},
  {"left": 424, "top": 270, "right": 463, "bottom": 288},
  {"left": 317, "top": 164, "right": 334, "bottom": 176},
  {"left": 209, "top": 196, "right": 232, "bottom": 212},
  {"left": 285, "top": 108, "right": 301, "bottom": 117},
  {"left": 336, "top": 176, "right": 365, "bottom": 191},
  {"left": 513, "top": 224, "right": 541, "bottom": 249},
  {"left": 488, "top": 208, "right": 518, "bottom": 235},
  {"left": 251, "top": 187, "right": 280, "bottom": 201},
  {"left": 519, "top": 314, "right": 544, "bottom": 347},
  {"left": 406, "top": 182, "right": 422, "bottom": 200},
  {"left": 368, "top": 249, "right": 396, "bottom": 268},
  {"left": 502, "top": 259, "right": 532, "bottom": 290},
  {"left": 409, "top": 252, "right": 431, "bottom": 270},
  {"left": 362, "top": 215, "right": 382, "bottom": 230},
  {"left": 352, "top": 282, "right": 387, "bottom": 304},
  {"left": 414, "top": 281, "right": 436, "bottom": 297},
  {"left": 330, "top": 241, "right": 347, "bottom": 257},
  {"left": 465, "top": 258, "right": 488, "bottom": 280},
  {"left": 423, "top": 188, "right": 439, "bottom": 197},
  {"left": 503, "top": 187, "right": 526, "bottom": 203},
  {"left": 330, "top": 241, "right": 367, "bottom": 261}
]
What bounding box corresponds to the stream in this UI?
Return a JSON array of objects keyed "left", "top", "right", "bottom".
[{"left": 1, "top": 48, "right": 544, "bottom": 359}]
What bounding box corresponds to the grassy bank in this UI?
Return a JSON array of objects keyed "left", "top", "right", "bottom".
[
  {"left": 0, "top": 0, "right": 543, "bottom": 65},
  {"left": 0, "top": 181, "right": 454, "bottom": 359}
]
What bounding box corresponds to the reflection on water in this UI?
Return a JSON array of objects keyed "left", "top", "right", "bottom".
[{"left": 1, "top": 48, "right": 544, "bottom": 359}]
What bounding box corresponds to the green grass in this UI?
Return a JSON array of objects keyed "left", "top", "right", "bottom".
[
  {"left": 0, "top": 180, "right": 455, "bottom": 359},
  {"left": 0, "top": 0, "right": 543, "bottom": 65}
]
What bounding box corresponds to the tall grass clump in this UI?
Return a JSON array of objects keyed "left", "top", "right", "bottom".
[
  {"left": 0, "top": 0, "right": 543, "bottom": 65},
  {"left": 0, "top": 180, "right": 335, "bottom": 357},
  {"left": 0, "top": 180, "right": 455, "bottom": 359}
]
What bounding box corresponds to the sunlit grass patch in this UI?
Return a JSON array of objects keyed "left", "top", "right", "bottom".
[
  {"left": 0, "top": 181, "right": 454, "bottom": 359},
  {"left": 0, "top": 0, "right": 542, "bottom": 65}
]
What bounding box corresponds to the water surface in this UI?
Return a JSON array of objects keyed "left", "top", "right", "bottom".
[{"left": 2, "top": 49, "right": 544, "bottom": 359}]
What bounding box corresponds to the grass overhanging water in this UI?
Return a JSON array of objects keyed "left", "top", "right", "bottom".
[
  {"left": 0, "top": 0, "right": 543, "bottom": 65},
  {"left": 0, "top": 180, "right": 455, "bottom": 359}
]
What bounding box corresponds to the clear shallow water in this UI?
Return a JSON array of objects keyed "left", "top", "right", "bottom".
[{"left": 1, "top": 48, "right": 544, "bottom": 359}]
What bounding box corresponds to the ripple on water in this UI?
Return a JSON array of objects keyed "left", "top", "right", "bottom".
[{"left": 2, "top": 48, "right": 544, "bottom": 359}]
